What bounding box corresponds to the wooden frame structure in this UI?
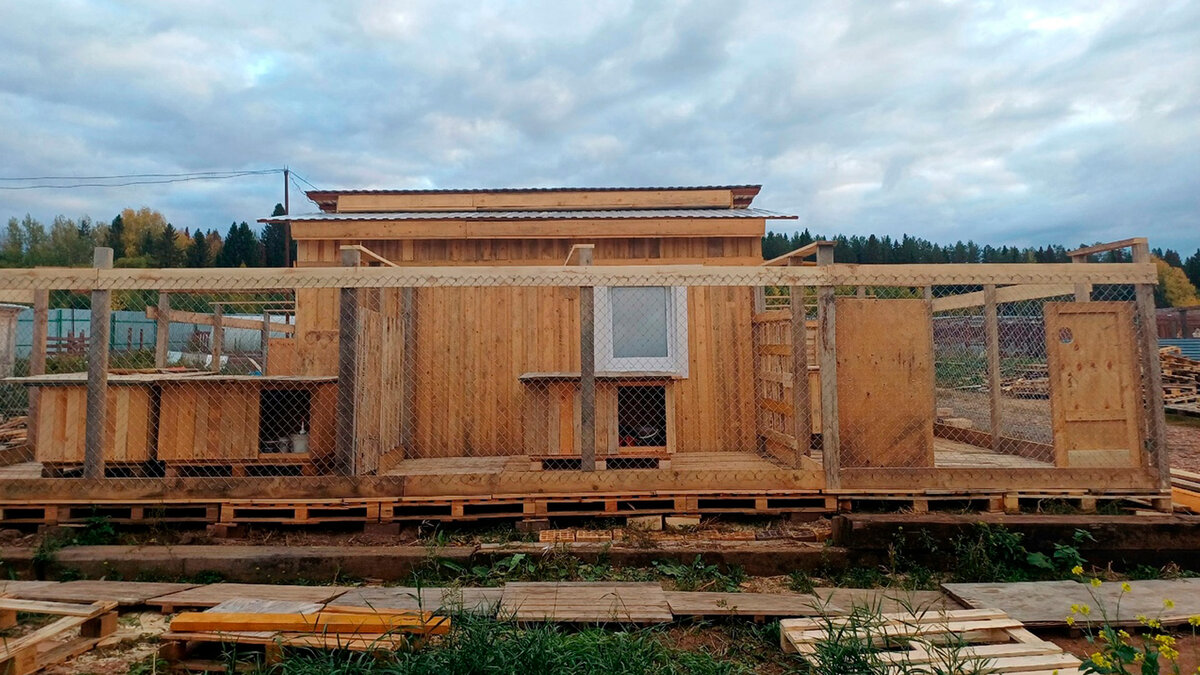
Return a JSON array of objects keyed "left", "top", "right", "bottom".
[{"left": 0, "top": 187, "right": 1172, "bottom": 520}]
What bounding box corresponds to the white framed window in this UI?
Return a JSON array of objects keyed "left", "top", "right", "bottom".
[{"left": 594, "top": 286, "right": 688, "bottom": 376}]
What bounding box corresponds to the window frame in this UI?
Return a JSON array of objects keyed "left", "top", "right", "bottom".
[{"left": 593, "top": 285, "right": 689, "bottom": 376}]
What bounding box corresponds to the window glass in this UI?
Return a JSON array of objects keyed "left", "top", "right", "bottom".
[{"left": 610, "top": 286, "right": 669, "bottom": 358}]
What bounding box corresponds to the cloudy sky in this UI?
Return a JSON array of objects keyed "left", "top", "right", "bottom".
[{"left": 1, "top": 1, "right": 1197, "bottom": 252}]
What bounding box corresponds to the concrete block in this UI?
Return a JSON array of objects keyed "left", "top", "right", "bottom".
[
  {"left": 664, "top": 515, "right": 701, "bottom": 529},
  {"left": 516, "top": 518, "right": 551, "bottom": 534},
  {"left": 626, "top": 515, "right": 663, "bottom": 531}
]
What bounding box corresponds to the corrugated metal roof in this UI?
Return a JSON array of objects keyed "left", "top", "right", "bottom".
[
  {"left": 306, "top": 185, "right": 760, "bottom": 196},
  {"left": 260, "top": 207, "right": 794, "bottom": 223},
  {"left": 1161, "top": 339, "right": 1200, "bottom": 360}
]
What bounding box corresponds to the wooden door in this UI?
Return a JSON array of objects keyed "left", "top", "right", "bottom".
[
  {"left": 1045, "top": 302, "right": 1142, "bottom": 467},
  {"left": 835, "top": 298, "right": 935, "bottom": 467}
]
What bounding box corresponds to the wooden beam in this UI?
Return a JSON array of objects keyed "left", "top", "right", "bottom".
[
  {"left": 333, "top": 188, "right": 737, "bottom": 212},
  {"left": 154, "top": 293, "right": 170, "bottom": 368},
  {"left": 816, "top": 243, "right": 839, "bottom": 489},
  {"left": 575, "top": 246, "right": 596, "bottom": 472},
  {"left": 336, "top": 247, "right": 361, "bottom": 475},
  {"left": 399, "top": 287, "right": 417, "bottom": 455},
  {"left": 930, "top": 284, "right": 1075, "bottom": 312},
  {"left": 762, "top": 241, "right": 838, "bottom": 266},
  {"left": 563, "top": 243, "right": 595, "bottom": 267},
  {"left": 789, "top": 258, "right": 811, "bottom": 466},
  {"left": 0, "top": 262, "right": 1157, "bottom": 291},
  {"left": 210, "top": 305, "right": 223, "bottom": 373},
  {"left": 983, "top": 285, "right": 1003, "bottom": 451},
  {"left": 28, "top": 289, "right": 48, "bottom": 453},
  {"left": 1067, "top": 238, "right": 1148, "bottom": 258},
  {"left": 1131, "top": 241, "right": 1170, "bottom": 492},
  {"left": 85, "top": 247, "right": 113, "bottom": 480},
  {"left": 260, "top": 310, "right": 271, "bottom": 373},
  {"left": 145, "top": 305, "right": 296, "bottom": 335},
  {"left": 169, "top": 611, "right": 448, "bottom": 635},
  {"left": 289, "top": 217, "right": 769, "bottom": 241},
  {"left": 340, "top": 244, "right": 399, "bottom": 268}
]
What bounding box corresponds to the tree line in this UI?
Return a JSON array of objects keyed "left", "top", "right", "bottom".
[
  {"left": 763, "top": 229, "right": 1200, "bottom": 307},
  {"left": 0, "top": 204, "right": 289, "bottom": 269}
]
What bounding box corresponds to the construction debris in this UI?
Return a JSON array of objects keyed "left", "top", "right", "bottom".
[
  {"left": 1162, "top": 345, "right": 1200, "bottom": 407},
  {"left": 0, "top": 598, "right": 118, "bottom": 675},
  {"left": 0, "top": 415, "right": 28, "bottom": 453}
]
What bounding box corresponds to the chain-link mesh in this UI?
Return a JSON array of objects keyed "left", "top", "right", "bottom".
[{"left": 0, "top": 262, "right": 1168, "bottom": 521}]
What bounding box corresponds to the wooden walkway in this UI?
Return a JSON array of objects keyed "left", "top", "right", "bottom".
[{"left": 943, "top": 579, "right": 1200, "bottom": 627}]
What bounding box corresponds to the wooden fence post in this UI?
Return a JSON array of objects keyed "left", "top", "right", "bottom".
[
  {"left": 816, "top": 243, "right": 839, "bottom": 489},
  {"left": 399, "top": 287, "right": 417, "bottom": 455},
  {"left": 570, "top": 245, "right": 597, "bottom": 472},
  {"left": 28, "top": 289, "right": 48, "bottom": 452},
  {"left": 1131, "top": 241, "right": 1170, "bottom": 492},
  {"left": 155, "top": 293, "right": 170, "bottom": 368},
  {"left": 210, "top": 304, "right": 223, "bottom": 373},
  {"left": 789, "top": 259, "right": 810, "bottom": 466},
  {"left": 983, "top": 284, "right": 1003, "bottom": 450},
  {"left": 1070, "top": 252, "right": 1091, "bottom": 302},
  {"left": 85, "top": 247, "right": 113, "bottom": 480},
  {"left": 336, "top": 247, "right": 361, "bottom": 476}
]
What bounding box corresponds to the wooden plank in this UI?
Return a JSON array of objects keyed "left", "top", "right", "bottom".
[
  {"left": 147, "top": 583, "right": 350, "bottom": 611},
  {"left": 333, "top": 586, "right": 501, "bottom": 615},
  {"left": 762, "top": 241, "right": 837, "bottom": 266},
  {"left": 84, "top": 247, "right": 112, "bottom": 479},
  {"left": 28, "top": 289, "right": 47, "bottom": 453},
  {"left": 331, "top": 188, "right": 737, "bottom": 212},
  {"left": 816, "top": 243, "right": 839, "bottom": 488},
  {"left": 170, "top": 611, "right": 448, "bottom": 635},
  {"left": 146, "top": 305, "right": 296, "bottom": 335},
  {"left": 575, "top": 246, "right": 596, "bottom": 472},
  {"left": 665, "top": 591, "right": 824, "bottom": 617},
  {"left": 942, "top": 579, "right": 1200, "bottom": 627},
  {"left": 1067, "top": 237, "right": 1147, "bottom": 258},
  {"left": 790, "top": 259, "right": 810, "bottom": 467},
  {"left": 931, "top": 284, "right": 1075, "bottom": 312},
  {"left": 5, "top": 580, "right": 199, "bottom": 606},
  {"left": 1133, "top": 242, "right": 1171, "bottom": 491},
  {"left": 500, "top": 582, "right": 671, "bottom": 623},
  {"left": 337, "top": 248, "right": 360, "bottom": 474}
]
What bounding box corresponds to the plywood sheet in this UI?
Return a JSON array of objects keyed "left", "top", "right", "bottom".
[
  {"left": 812, "top": 588, "right": 960, "bottom": 615},
  {"left": 0, "top": 580, "right": 58, "bottom": 595},
  {"left": 148, "top": 583, "right": 350, "bottom": 610},
  {"left": 334, "top": 586, "right": 501, "bottom": 615},
  {"left": 835, "top": 298, "right": 935, "bottom": 468},
  {"left": 7, "top": 580, "right": 198, "bottom": 606},
  {"left": 500, "top": 582, "right": 671, "bottom": 623},
  {"left": 1045, "top": 302, "right": 1142, "bottom": 468},
  {"left": 942, "top": 579, "right": 1200, "bottom": 627},
  {"left": 665, "top": 591, "right": 825, "bottom": 617}
]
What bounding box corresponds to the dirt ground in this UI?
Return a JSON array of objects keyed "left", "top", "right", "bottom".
[{"left": 1168, "top": 416, "right": 1200, "bottom": 472}]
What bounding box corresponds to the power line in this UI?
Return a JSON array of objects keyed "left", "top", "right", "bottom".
[
  {"left": 290, "top": 172, "right": 320, "bottom": 191},
  {"left": 0, "top": 169, "right": 281, "bottom": 181},
  {"left": 0, "top": 170, "right": 281, "bottom": 190}
]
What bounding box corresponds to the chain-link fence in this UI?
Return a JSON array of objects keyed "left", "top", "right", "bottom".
[{"left": 0, "top": 254, "right": 1167, "bottom": 516}]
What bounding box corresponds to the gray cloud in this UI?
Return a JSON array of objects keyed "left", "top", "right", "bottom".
[{"left": 0, "top": 0, "right": 1196, "bottom": 252}]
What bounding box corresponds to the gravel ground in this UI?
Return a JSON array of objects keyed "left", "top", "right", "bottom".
[{"left": 1167, "top": 417, "right": 1200, "bottom": 472}]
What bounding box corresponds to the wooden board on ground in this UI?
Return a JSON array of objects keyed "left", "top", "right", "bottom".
[
  {"left": 500, "top": 582, "right": 671, "bottom": 623},
  {"left": 665, "top": 591, "right": 825, "bottom": 618},
  {"left": 333, "top": 586, "right": 502, "bottom": 615},
  {"left": 0, "top": 599, "right": 118, "bottom": 675},
  {"left": 6, "top": 580, "right": 198, "bottom": 606},
  {"left": 780, "top": 608, "right": 1082, "bottom": 673},
  {"left": 148, "top": 583, "right": 350, "bottom": 612},
  {"left": 0, "top": 580, "right": 58, "bottom": 595},
  {"left": 811, "top": 588, "right": 961, "bottom": 615},
  {"left": 942, "top": 579, "right": 1200, "bottom": 627},
  {"left": 835, "top": 298, "right": 935, "bottom": 468}
]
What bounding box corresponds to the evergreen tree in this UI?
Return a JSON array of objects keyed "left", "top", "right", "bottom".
[
  {"left": 1184, "top": 249, "right": 1200, "bottom": 291},
  {"left": 187, "top": 230, "right": 211, "bottom": 267},
  {"left": 158, "top": 223, "right": 184, "bottom": 267},
  {"left": 107, "top": 214, "right": 126, "bottom": 259},
  {"left": 262, "top": 222, "right": 288, "bottom": 267}
]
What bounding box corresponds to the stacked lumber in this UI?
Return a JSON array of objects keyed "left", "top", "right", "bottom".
[
  {"left": 0, "top": 415, "right": 28, "bottom": 450},
  {"left": 161, "top": 599, "right": 451, "bottom": 668},
  {"left": 0, "top": 598, "right": 118, "bottom": 675},
  {"left": 1000, "top": 364, "right": 1049, "bottom": 399},
  {"left": 1161, "top": 346, "right": 1200, "bottom": 406},
  {"left": 780, "top": 608, "right": 1082, "bottom": 673}
]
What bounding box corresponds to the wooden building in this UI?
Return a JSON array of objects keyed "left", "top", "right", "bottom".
[{"left": 262, "top": 185, "right": 795, "bottom": 472}]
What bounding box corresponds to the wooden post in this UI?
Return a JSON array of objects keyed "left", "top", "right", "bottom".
[
  {"left": 816, "top": 242, "right": 839, "bottom": 489},
  {"left": 1070, "top": 253, "right": 1091, "bottom": 302},
  {"left": 85, "top": 247, "right": 113, "bottom": 480},
  {"left": 28, "top": 289, "right": 48, "bottom": 452},
  {"left": 789, "top": 259, "right": 810, "bottom": 465},
  {"left": 399, "top": 287, "right": 417, "bottom": 455},
  {"left": 1131, "top": 241, "right": 1170, "bottom": 491},
  {"left": 154, "top": 292, "right": 170, "bottom": 368},
  {"left": 573, "top": 245, "right": 597, "bottom": 472},
  {"left": 336, "top": 247, "right": 361, "bottom": 476},
  {"left": 210, "top": 304, "right": 223, "bottom": 372},
  {"left": 983, "top": 284, "right": 1003, "bottom": 450},
  {"left": 260, "top": 310, "right": 271, "bottom": 373}
]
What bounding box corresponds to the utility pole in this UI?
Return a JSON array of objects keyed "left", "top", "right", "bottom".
[{"left": 283, "top": 166, "right": 292, "bottom": 267}]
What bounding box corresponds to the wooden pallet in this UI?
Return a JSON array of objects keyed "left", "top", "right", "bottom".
[
  {"left": 780, "top": 608, "right": 1082, "bottom": 673},
  {"left": 217, "top": 500, "right": 379, "bottom": 524},
  {"left": 529, "top": 451, "right": 671, "bottom": 471},
  {"left": 0, "top": 599, "right": 118, "bottom": 675}
]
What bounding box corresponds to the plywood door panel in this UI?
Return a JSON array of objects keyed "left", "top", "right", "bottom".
[
  {"left": 158, "top": 384, "right": 258, "bottom": 461},
  {"left": 34, "top": 385, "right": 154, "bottom": 464},
  {"left": 835, "top": 298, "right": 935, "bottom": 468},
  {"left": 1044, "top": 302, "right": 1141, "bottom": 468}
]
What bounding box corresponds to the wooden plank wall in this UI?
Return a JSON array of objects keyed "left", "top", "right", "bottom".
[
  {"left": 353, "top": 289, "right": 407, "bottom": 472},
  {"left": 35, "top": 386, "right": 154, "bottom": 464},
  {"left": 293, "top": 236, "right": 760, "bottom": 458}
]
